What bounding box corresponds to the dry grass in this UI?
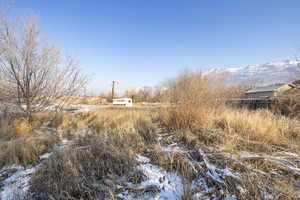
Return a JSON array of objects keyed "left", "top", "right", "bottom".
[
  {"left": 158, "top": 105, "right": 300, "bottom": 153},
  {"left": 0, "top": 113, "right": 57, "bottom": 168},
  {"left": 158, "top": 105, "right": 215, "bottom": 131},
  {"left": 0, "top": 107, "right": 156, "bottom": 169},
  {"left": 273, "top": 180, "right": 299, "bottom": 200},
  {"left": 0, "top": 135, "right": 55, "bottom": 168},
  {"left": 1, "top": 101, "right": 298, "bottom": 199},
  {"left": 46, "top": 108, "right": 158, "bottom": 141},
  {"left": 216, "top": 108, "right": 280, "bottom": 144},
  {"left": 57, "top": 96, "right": 107, "bottom": 105},
  {"left": 29, "top": 108, "right": 158, "bottom": 199},
  {"left": 180, "top": 188, "right": 194, "bottom": 200},
  {"left": 0, "top": 113, "right": 55, "bottom": 140},
  {"left": 11, "top": 119, "right": 40, "bottom": 139},
  {"left": 46, "top": 112, "right": 90, "bottom": 130},
  {"left": 157, "top": 104, "right": 300, "bottom": 199},
  {"left": 0, "top": 117, "right": 36, "bottom": 140},
  {"left": 158, "top": 70, "right": 300, "bottom": 153},
  {"left": 30, "top": 136, "right": 137, "bottom": 199},
  {"left": 148, "top": 144, "right": 199, "bottom": 182}
]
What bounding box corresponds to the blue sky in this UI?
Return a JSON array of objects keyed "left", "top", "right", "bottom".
[{"left": 11, "top": 0, "right": 300, "bottom": 93}]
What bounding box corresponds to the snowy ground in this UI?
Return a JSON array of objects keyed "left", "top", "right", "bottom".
[
  {"left": 117, "top": 130, "right": 300, "bottom": 200},
  {"left": 0, "top": 139, "right": 71, "bottom": 200},
  {"left": 116, "top": 132, "right": 243, "bottom": 200},
  {"left": 118, "top": 155, "right": 184, "bottom": 200},
  {"left": 1, "top": 126, "right": 300, "bottom": 199},
  {"left": 0, "top": 165, "right": 36, "bottom": 200}
]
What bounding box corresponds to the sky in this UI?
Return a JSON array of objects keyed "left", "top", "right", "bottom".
[{"left": 9, "top": 0, "right": 300, "bottom": 94}]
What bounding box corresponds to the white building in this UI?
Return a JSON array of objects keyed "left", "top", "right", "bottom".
[{"left": 112, "top": 98, "right": 133, "bottom": 107}]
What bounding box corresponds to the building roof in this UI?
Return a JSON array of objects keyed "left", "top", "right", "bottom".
[
  {"left": 112, "top": 97, "right": 132, "bottom": 100},
  {"left": 245, "top": 83, "right": 288, "bottom": 94}
]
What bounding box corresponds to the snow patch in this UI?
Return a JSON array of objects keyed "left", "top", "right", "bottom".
[
  {"left": 39, "top": 152, "right": 53, "bottom": 159},
  {"left": 136, "top": 155, "right": 150, "bottom": 163},
  {"left": 119, "top": 155, "right": 184, "bottom": 200},
  {"left": 0, "top": 166, "right": 37, "bottom": 200}
]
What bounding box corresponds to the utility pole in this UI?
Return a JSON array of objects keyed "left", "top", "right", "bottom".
[{"left": 112, "top": 80, "right": 117, "bottom": 100}]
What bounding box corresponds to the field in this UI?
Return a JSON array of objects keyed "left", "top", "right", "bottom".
[
  {"left": 0, "top": 104, "right": 300, "bottom": 200},
  {"left": 1, "top": 1, "right": 300, "bottom": 200}
]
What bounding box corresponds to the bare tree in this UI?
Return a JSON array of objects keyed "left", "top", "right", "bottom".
[{"left": 0, "top": 18, "right": 87, "bottom": 119}]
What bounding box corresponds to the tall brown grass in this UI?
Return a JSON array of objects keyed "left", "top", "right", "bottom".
[
  {"left": 216, "top": 108, "right": 280, "bottom": 144},
  {"left": 0, "top": 114, "right": 56, "bottom": 167},
  {"left": 157, "top": 69, "right": 300, "bottom": 153},
  {"left": 158, "top": 105, "right": 215, "bottom": 131},
  {"left": 0, "top": 135, "right": 55, "bottom": 167},
  {"left": 158, "top": 105, "right": 300, "bottom": 153},
  {"left": 30, "top": 136, "right": 137, "bottom": 199},
  {"left": 0, "top": 112, "right": 55, "bottom": 140},
  {"left": 29, "top": 108, "right": 157, "bottom": 199}
]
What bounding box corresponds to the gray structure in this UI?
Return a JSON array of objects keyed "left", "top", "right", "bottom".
[{"left": 245, "top": 83, "right": 294, "bottom": 99}]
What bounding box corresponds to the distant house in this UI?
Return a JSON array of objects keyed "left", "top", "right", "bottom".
[
  {"left": 112, "top": 98, "right": 133, "bottom": 107},
  {"left": 245, "top": 83, "right": 295, "bottom": 99}
]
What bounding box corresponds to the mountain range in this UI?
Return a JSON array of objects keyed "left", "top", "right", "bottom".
[{"left": 204, "top": 60, "right": 300, "bottom": 85}]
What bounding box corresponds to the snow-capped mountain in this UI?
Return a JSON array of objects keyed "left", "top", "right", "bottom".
[{"left": 204, "top": 60, "right": 300, "bottom": 85}]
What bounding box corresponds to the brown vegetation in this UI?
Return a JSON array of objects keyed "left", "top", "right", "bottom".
[
  {"left": 0, "top": 114, "right": 56, "bottom": 168},
  {"left": 30, "top": 137, "right": 137, "bottom": 199},
  {"left": 28, "top": 108, "right": 157, "bottom": 199},
  {"left": 0, "top": 135, "right": 55, "bottom": 168},
  {"left": 1, "top": 69, "right": 299, "bottom": 199},
  {"left": 157, "top": 70, "right": 300, "bottom": 154},
  {"left": 149, "top": 71, "right": 300, "bottom": 199},
  {"left": 158, "top": 104, "right": 300, "bottom": 154}
]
